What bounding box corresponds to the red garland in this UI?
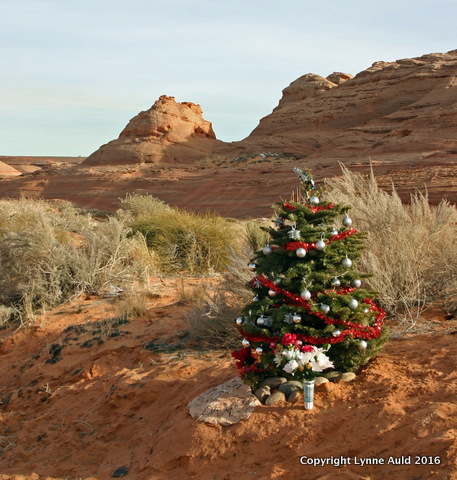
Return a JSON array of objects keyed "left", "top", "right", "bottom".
[
  {"left": 273, "top": 228, "right": 358, "bottom": 253},
  {"left": 248, "top": 274, "right": 386, "bottom": 344},
  {"left": 283, "top": 202, "right": 335, "bottom": 214}
]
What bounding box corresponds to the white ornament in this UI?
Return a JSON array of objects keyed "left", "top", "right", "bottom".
[
  {"left": 248, "top": 262, "right": 257, "bottom": 272},
  {"left": 268, "top": 289, "right": 277, "bottom": 297},
  {"left": 359, "top": 340, "right": 368, "bottom": 349},
  {"left": 296, "top": 248, "right": 307, "bottom": 258},
  {"left": 342, "top": 256, "right": 352, "bottom": 268},
  {"left": 242, "top": 338, "right": 250, "bottom": 347},
  {"left": 332, "top": 277, "right": 341, "bottom": 287},
  {"left": 320, "top": 303, "right": 330, "bottom": 314},
  {"left": 342, "top": 215, "right": 353, "bottom": 227},
  {"left": 364, "top": 308, "right": 370, "bottom": 313},
  {"left": 331, "top": 228, "right": 339, "bottom": 236},
  {"left": 263, "top": 245, "right": 273, "bottom": 256},
  {"left": 236, "top": 317, "right": 243, "bottom": 325},
  {"left": 288, "top": 228, "right": 301, "bottom": 240},
  {"left": 348, "top": 299, "right": 359, "bottom": 310},
  {"left": 256, "top": 316, "right": 265, "bottom": 326},
  {"left": 292, "top": 314, "right": 301, "bottom": 324},
  {"left": 309, "top": 196, "right": 320, "bottom": 206},
  {"left": 315, "top": 240, "right": 326, "bottom": 251},
  {"left": 352, "top": 279, "right": 362, "bottom": 288},
  {"left": 300, "top": 289, "right": 311, "bottom": 301},
  {"left": 256, "top": 347, "right": 263, "bottom": 355},
  {"left": 333, "top": 329, "right": 341, "bottom": 337}
]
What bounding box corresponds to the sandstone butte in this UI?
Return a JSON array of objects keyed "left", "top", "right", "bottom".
[
  {"left": 83, "top": 95, "right": 226, "bottom": 165},
  {"left": 83, "top": 49, "right": 457, "bottom": 167}
]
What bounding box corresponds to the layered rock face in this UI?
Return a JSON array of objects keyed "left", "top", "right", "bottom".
[
  {"left": 84, "top": 96, "right": 224, "bottom": 165},
  {"left": 0, "top": 161, "right": 21, "bottom": 177},
  {"left": 239, "top": 50, "right": 457, "bottom": 163}
]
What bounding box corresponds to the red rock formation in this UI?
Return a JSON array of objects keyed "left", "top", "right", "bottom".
[
  {"left": 84, "top": 95, "right": 225, "bottom": 165},
  {"left": 238, "top": 50, "right": 457, "bottom": 165},
  {"left": 0, "top": 160, "right": 21, "bottom": 177}
]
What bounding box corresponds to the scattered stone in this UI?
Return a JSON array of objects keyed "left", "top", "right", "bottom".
[
  {"left": 341, "top": 372, "right": 357, "bottom": 382},
  {"left": 188, "top": 377, "right": 260, "bottom": 427},
  {"left": 265, "top": 391, "right": 286, "bottom": 406},
  {"left": 279, "top": 381, "right": 302, "bottom": 398},
  {"left": 112, "top": 466, "right": 129, "bottom": 477},
  {"left": 314, "top": 376, "right": 329, "bottom": 386},
  {"left": 259, "top": 377, "right": 287, "bottom": 389},
  {"left": 326, "top": 371, "right": 342, "bottom": 382},
  {"left": 320, "top": 382, "right": 335, "bottom": 393},
  {"left": 254, "top": 386, "right": 271, "bottom": 404},
  {"left": 287, "top": 390, "right": 300, "bottom": 404}
]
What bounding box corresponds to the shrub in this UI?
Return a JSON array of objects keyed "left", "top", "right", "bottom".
[
  {"left": 325, "top": 164, "right": 457, "bottom": 334},
  {"left": 119, "top": 194, "right": 240, "bottom": 275}
]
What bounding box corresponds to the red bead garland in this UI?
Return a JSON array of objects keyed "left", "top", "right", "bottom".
[
  {"left": 283, "top": 202, "right": 336, "bottom": 214},
  {"left": 272, "top": 228, "right": 358, "bottom": 253},
  {"left": 247, "top": 274, "right": 386, "bottom": 344}
]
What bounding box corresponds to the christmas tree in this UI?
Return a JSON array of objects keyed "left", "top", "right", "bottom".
[{"left": 232, "top": 168, "right": 388, "bottom": 389}]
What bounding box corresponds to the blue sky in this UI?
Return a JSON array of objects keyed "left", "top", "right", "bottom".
[{"left": 1, "top": 0, "right": 455, "bottom": 156}]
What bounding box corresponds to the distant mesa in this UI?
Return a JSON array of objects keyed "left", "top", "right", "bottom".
[
  {"left": 0, "top": 160, "right": 21, "bottom": 177},
  {"left": 84, "top": 95, "right": 225, "bottom": 165}
]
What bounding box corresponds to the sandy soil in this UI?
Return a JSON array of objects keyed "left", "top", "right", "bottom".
[{"left": 1, "top": 278, "right": 457, "bottom": 480}]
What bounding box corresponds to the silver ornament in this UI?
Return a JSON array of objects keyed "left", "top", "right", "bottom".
[
  {"left": 253, "top": 295, "right": 259, "bottom": 301},
  {"left": 348, "top": 299, "right": 359, "bottom": 310},
  {"left": 268, "top": 289, "right": 276, "bottom": 297},
  {"left": 256, "top": 316, "right": 265, "bottom": 326},
  {"left": 342, "top": 215, "right": 353, "bottom": 227},
  {"left": 263, "top": 316, "right": 273, "bottom": 327},
  {"left": 331, "top": 228, "right": 339, "bottom": 236},
  {"left": 331, "top": 277, "right": 341, "bottom": 287},
  {"left": 320, "top": 303, "right": 330, "bottom": 314},
  {"left": 288, "top": 228, "right": 301, "bottom": 240},
  {"left": 242, "top": 338, "right": 250, "bottom": 347},
  {"left": 342, "top": 257, "right": 352, "bottom": 268},
  {"left": 236, "top": 317, "right": 243, "bottom": 325},
  {"left": 296, "top": 248, "right": 307, "bottom": 258},
  {"left": 274, "top": 277, "right": 281, "bottom": 285},
  {"left": 263, "top": 245, "right": 273, "bottom": 256},
  {"left": 333, "top": 329, "right": 341, "bottom": 337},
  {"left": 359, "top": 340, "right": 368, "bottom": 349},
  {"left": 309, "top": 196, "right": 320, "bottom": 206},
  {"left": 364, "top": 308, "right": 370, "bottom": 313},
  {"left": 256, "top": 347, "right": 263, "bottom": 355},
  {"left": 292, "top": 314, "right": 301, "bottom": 323},
  {"left": 315, "top": 239, "right": 326, "bottom": 251},
  {"left": 248, "top": 262, "right": 257, "bottom": 272},
  {"left": 352, "top": 279, "right": 362, "bottom": 288},
  {"left": 300, "top": 289, "right": 311, "bottom": 301},
  {"left": 284, "top": 313, "right": 294, "bottom": 324}
]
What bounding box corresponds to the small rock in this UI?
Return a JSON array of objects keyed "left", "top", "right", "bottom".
[
  {"left": 287, "top": 390, "right": 300, "bottom": 404},
  {"left": 341, "top": 372, "right": 356, "bottom": 382},
  {"left": 254, "top": 386, "right": 271, "bottom": 404},
  {"left": 326, "top": 371, "right": 342, "bottom": 382},
  {"left": 259, "top": 377, "right": 287, "bottom": 389},
  {"left": 314, "top": 376, "right": 329, "bottom": 386},
  {"left": 112, "top": 466, "right": 129, "bottom": 477},
  {"left": 265, "top": 391, "right": 286, "bottom": 406},
  {"left": 320, "top": 382, "right": 335, "bottom": 393},
  {"left": 279, "top": 381, "right": 302, "bottom": 397}
]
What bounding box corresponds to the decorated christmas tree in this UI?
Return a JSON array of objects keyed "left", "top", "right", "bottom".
[{"left": 232, "top": 168, "right": 388, "bottom": 392}]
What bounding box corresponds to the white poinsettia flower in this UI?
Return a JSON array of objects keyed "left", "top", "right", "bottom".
[
  {"left": 283, "top": 359, "right": 299, "bottom": 375},
  {"left": 310, "top": 352, "right": 334, "bottom": 372}
]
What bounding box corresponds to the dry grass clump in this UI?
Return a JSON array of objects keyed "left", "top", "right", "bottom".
[
  {"left": 119, "top": 193, "right": 241, "bottom": 275},
  {"left": 325, "top": 165, "right": 457, "bottom": 335},
  {"left": 0, "top": 198, "right": 156, "bottom": 327}
]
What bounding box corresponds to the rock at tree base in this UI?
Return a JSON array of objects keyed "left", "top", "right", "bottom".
[{"left": 188, "top": 377, "right": 260, "bottom": 427}]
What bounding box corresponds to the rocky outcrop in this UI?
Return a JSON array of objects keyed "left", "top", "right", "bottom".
[
  {"left": 0, "top": 161, "right": 21, "bottom": 177},
  {"left": 237, "top": 50, "right": 457, "bottom": 164},
  {"left": 84, "top": 96, "right": 225, "bottom": 165}
]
